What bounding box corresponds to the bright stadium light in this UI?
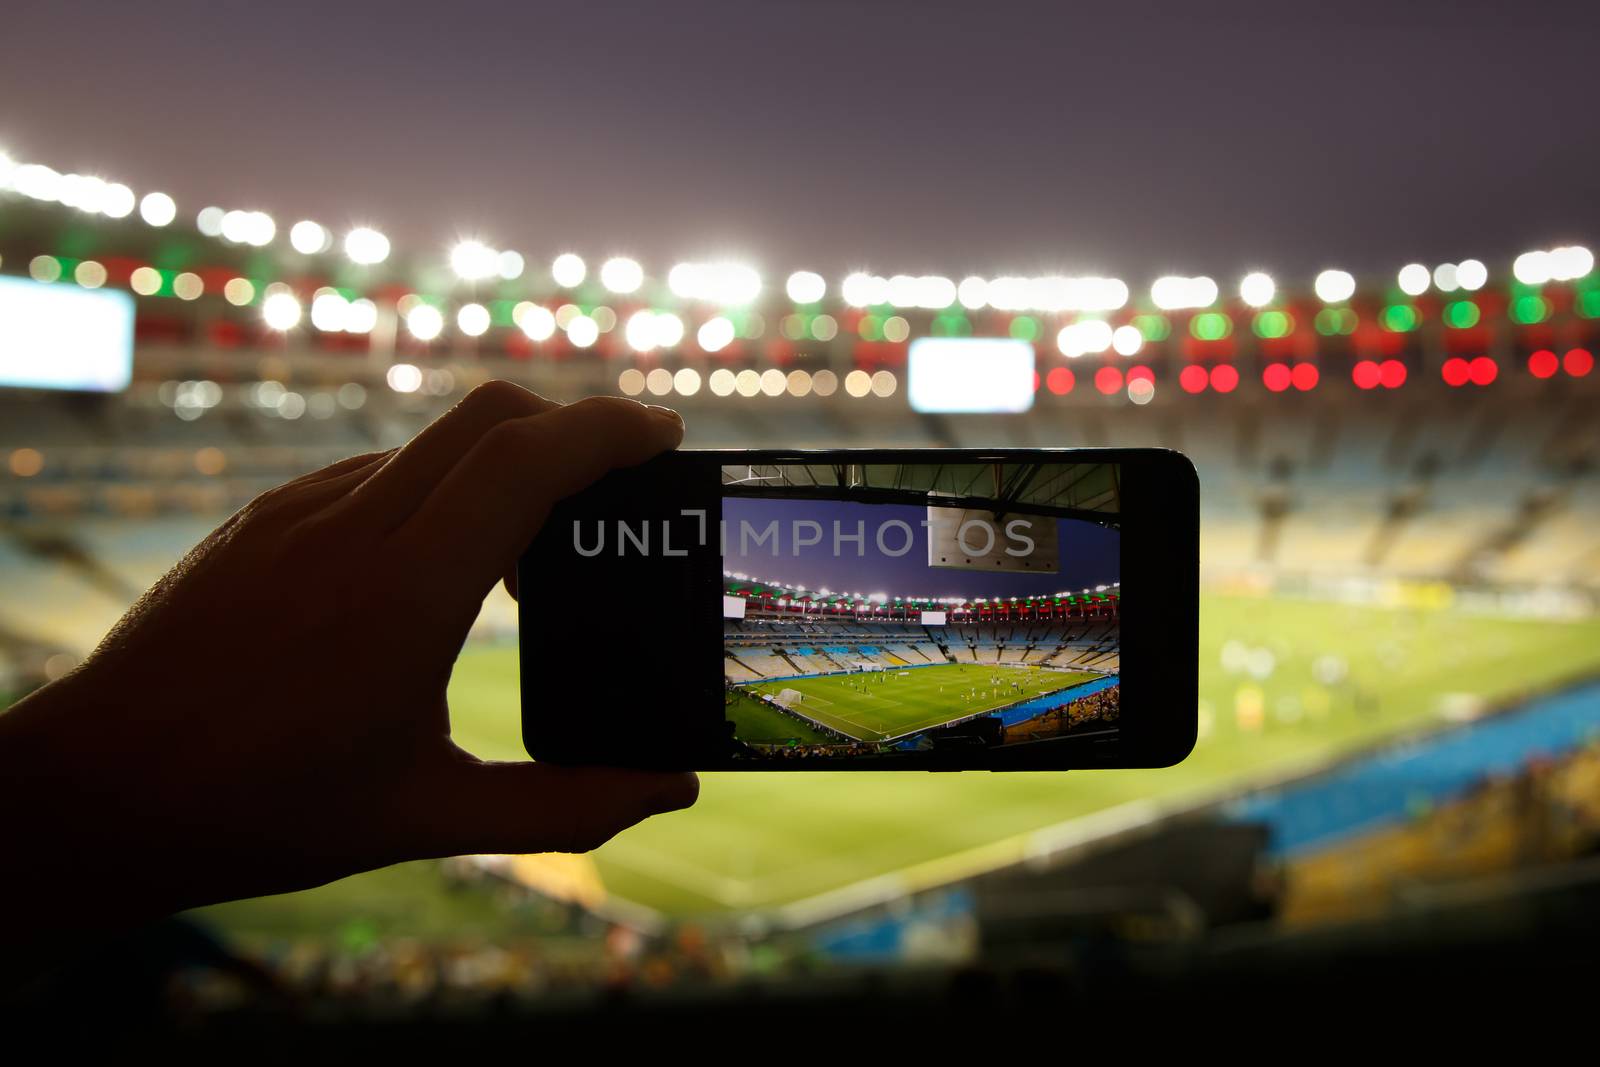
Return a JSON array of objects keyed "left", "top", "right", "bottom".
[
  {"left": 196, "top": 206, "right": 225, "bottom": 236},
  {"left": 138, "top": 191, "right": 177, "bottom": 227},
  {"left": 457, "top": 302, "right": 491, "bottom": 336},
  {"left": 1057, "top": 320, "right": 1114, "bottom": 358},
  {"left": 1239, "top": 272, "right": 1275, "bottom": 307},
  {"left": 310, "top": 291, "right": 350, "bottom": 332},
  {"left": 405, "top": 303, "right": 444, "bottom": 341},
  {"left": 517, "top": 303, "right": 557, "bottom": 341},
  {"left": 1150, "top": 275, "right": 1217, "bottom": 310},
  {"left": 1314, "top": 269, "right": 1356, "bottom": 303},
  {"left": 497, "top": 250, "right": 525, "bottom": 280},
  {"left": 625, "top": 310, "right": 659, "bottom": 352},
  {"left": 566, "top": 313, "right": 599, "bottom": 348},
  {"left": 262, "top": 292, "right": 302, "bottom": 331},
  {"left": 386, "top": 363, "right": 423, "bottom": 393},
  {"left": 450, "top": 240, "right": 499, "bottom": 281},
  {"left": 786, "top": 270, "right": 826, "bottom": 304},
  {"left": 669, "top": 261, "right": 761, "bottom": 305},
  {"left": 1398, "top": 262, "right": 1430, "bottom": 295},
  {"left": 1111, "top": 324, "right": 1144, "bottom": 356},
  {"left": 1552, "top": 245, "right": 1594, "bottom": 280},
  {"left": 289, "top": 220, "right": 331, "bottom": 254},
  {"left": 344, "top": 226, "right": 391, "bottom": 265},
  {"left": 551, "top": 252, "right": 586, "bottom": 287},
  {"left": 102, "top": 183, "right": 135, "bottom": 218},
  {"left": 698, "top": 315, "right": 736, "bottom": 352},
  {"left": 600, "top": 256, "right": 644, "bottom": 294},
  {"left": 1432, "top": 262, "right": 1459, "bottom": 292},
  {"left": 1456, "top": 258, "right": 1487, "bottom": 291},
  {"left": 957, "top": 276, "right": 988, "bottom": 309}
]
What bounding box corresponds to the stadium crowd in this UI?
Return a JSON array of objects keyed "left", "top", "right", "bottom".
[{"left": 1002, "top": 686, "right": 1121, "bottom": 744}]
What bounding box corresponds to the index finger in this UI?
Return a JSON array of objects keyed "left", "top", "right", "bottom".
[{"left": 388, "top": 396, "right": 684, "bottom": 606}]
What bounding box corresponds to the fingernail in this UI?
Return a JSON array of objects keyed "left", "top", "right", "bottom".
[
  {"left": 649, "top": 772, "right": 699, "bottom": 812},
  {"left": 647, "top": 404, "right": 683, "bottom": 425}
]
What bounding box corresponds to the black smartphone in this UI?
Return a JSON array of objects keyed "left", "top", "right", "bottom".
[{"left": 519, "top": 449, "right": 1197, "bottom": 771}]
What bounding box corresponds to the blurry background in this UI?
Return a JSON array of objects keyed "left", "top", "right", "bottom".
[{"left": 3, "top": 0, "right": 1599, "bottom": 1030}]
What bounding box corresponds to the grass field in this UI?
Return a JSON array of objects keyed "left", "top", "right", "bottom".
[
  {"left": 198, "top": 591, "right": 1600, "bottom": 938},
  {"left": 740, "top": 663, "right": 1101, "bottom": 742}
]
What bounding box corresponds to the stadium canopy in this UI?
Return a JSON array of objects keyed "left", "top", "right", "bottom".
[
  {"left": 722, "top": 574, "right": 1120, "bottom": 613},
  {"left": 720, "top": 461, "right": 1119, "bottom": 525}
]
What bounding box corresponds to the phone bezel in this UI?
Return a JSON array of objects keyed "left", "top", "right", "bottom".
[{"left": 520, "top": 447, "right": 1198, "bottom": 771}]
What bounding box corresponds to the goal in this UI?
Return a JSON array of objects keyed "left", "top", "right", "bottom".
[{"left": 775, "top": 688, "right": 805, "bottom": 707}]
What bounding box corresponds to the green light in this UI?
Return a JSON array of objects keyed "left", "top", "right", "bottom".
[
  {"left": 1253, "top": 310, "right": 1293, "bottom": 339},
  {"left": 1009, "top": 315, "right": 1039, "bottom": 341},
  {"left": 1189, "top": 312, "right": 1233, "bottom": 341},
  {"left": 1314, "top": 308, "right": 1357, "bottom": 336},
  {"left": 1380, "top": 304, "right": 1419, "bottom": 332},
  {"left": 931, "top": 312, "right": 972, "bottom": 338},
  {"left": 1133, "top": 313, "right": 1170, "bottom": 342},
  {"left": 1443, "top": 300, "right": 1480, "bottom": 329},
  {"left": 1577, "top": 289, "right": 1600, "bottom": 319},
  {"left": 1510, "top": 295, "right": 1549, "bottom": 325},
  {"left": 858, "top": 315, "right": 883, "bottom": 342}
]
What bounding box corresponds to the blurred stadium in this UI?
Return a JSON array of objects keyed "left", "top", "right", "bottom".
[{"left": 4, "top": 147, "right": 1600, "bottom": 1021}]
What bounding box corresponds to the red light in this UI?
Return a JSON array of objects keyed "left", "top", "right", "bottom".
[
  {"left": 1379, "top": 359, "right": 1407, "bottom": 389},
  {"left": 1262, "top": 362, "right": 1292, "bottom": 392},
  {"left": 1094, "top": 366, "right": 1123, "bottom": 394},
  {"left": 1045, "top": 367, "right": 1075, "bottom": 394},
  {"left": 1032, "top": 370, "right": 1042, "bottom": 392},
  {"left": 1291, "top": 363, "right": 1319, "bottom": 391},
  {"left": 1126, "top": 364, "right": 1155, "bottom": 384},
  {"left": 1565, "top": 348, "right": 1594, "bottom": 377},
  {"left": 1442, "top": 357, "right": 1471, "bottom": 387},
  {"left": 1468, "top": 355, "right": 1498, "bottom": 386},
  {"left": 1210, "top": 364, "right": 1239, "bottom": 393},
  {"left": 1352, "top": 360, "right": 1381, "bottom": 389},
  {"left": 1179, "top": 365, "right": 1209, "bottom": 393},
  {"left": 1528, "top": 350, "right": 1558, "bottom": 378}
]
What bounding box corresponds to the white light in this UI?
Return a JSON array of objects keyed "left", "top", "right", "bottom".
[
  {"left": 786, "top": 270, "right": 826, "bottom": 304},
  {"left": 1456, "top": 258, "right": 1487, "bottom": 291},
  {"left": 673, "top": 368, "right": 701, "bottom": 396},
  {"left": 1432, "top": 263, "right": 1459, "bottom": 292},
  {"left": 386, "top": 363, "right": 423, "bottom": 393},
  {"left": 1513, "top": 250, "right": 1551, "bottom": 286},
  {"left": 262, "top": 292, "right": 302, "bottom": 331},
  {"left": 1552, "top": 245, "right": 1594, "bottom": 280},
  {"left": 625, "top": 310, "right": 659, "bottom": 352},
  {"left": 450, "top": 240, "right": 499, "bottom": 281},
  {"left": 1111, "top": 324, "right": 1144, "bottom": 356},
  {"left": 566, "top": 314, "right": 599, "bottom": 348},
  {"left": 406, "top": 304, "right": 444, "bottom": 341},
  {"left": 196, "top": 206, "right": 225, "bottom": 237},
  {"left": 221, "top": 210, "right": 251, "bottom": 243},
  {"left": 344, "top": 227, "right": 390, "bottom": 265},
  {"left": 957, "top": 276, "right": 988, "bottom": 310},
  {"left": 1057, "top": 320, "right": 1114, "bottom": 358},
  {"left": 13, "top": 163, "right": 63, "bottom": 201},
  {"left": 517, "top": 303, "right": 556, "bottom": 341},
  {"left": 668, "top": 261, "right": 761, "bottom": 305},
  {"left": 1150, "top": 275, "right": 1217, "bottom": 310},
  {"left": 138, "top": 191, "right": 177, "bottom": 227},
  {"left": 652, "top": 311, "right": 684, "bottom": 348},
  {"left": 907, "top": 338, "right": 1034, "bottom": 414},
  {"left": 497, "top": 250, "right": 525, "bottom": 280},
  {"left": 345, "top": 298, "right": 377, "bottom": 334},
  {"left": 698, "top": 315, "right": 736, "bottom": 352},
  {"left": 841, "top": 272, "right": 889, "bottom": 307},
  {"left": 310, "top": 292, "right": 350, "bottom": 332},
  {"left": 1313, "top": 269, "right": 1356, "bottom": 303},
  {"left": 552, "top": 253, "right": 586, "bottom": 287},
  {"left": 290, "top": 220, "right": 330, "bottom": 254},
  {"left": 1398, "top": 263, "right": 1430, "bottom": 296},
  {"left": 1239, "top": 272, "right": 1275, "bottom": 307},
  {"left": 0, "top": 150, "right": 14, "bottom": 190},
  {"left": 600, "top": 256, "right": 643, "bottom": 294},
  {"left": 709, "top": 368, "right": 737, "bottom": 396},
  {"left": 912, "top": 275, "right": 956, "bottom": 309},
  {"left": 457, "top": 302, "right": 491, "bottom": 336},
  {"left": 102, "top": 183, "right": 135, "bottom": 218}
]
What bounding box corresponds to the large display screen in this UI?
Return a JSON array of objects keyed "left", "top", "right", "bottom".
[
  {"left": 0, "top": 275, "right": 136, "bottom": 392},
  {"left": 720, "top": 460, "right": 1120, "bottom": 763}
]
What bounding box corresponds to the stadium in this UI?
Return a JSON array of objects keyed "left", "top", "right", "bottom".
[{"left": 4, "top": 22, "right": 1600, "bottom": 1024}]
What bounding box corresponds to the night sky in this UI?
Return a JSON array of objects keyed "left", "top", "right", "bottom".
[
  {"left": 723, "top": 496, "right": 1118, "bottom": 599},
  {"left": 4, "top": 1, "right": 1597, "bottom": 281}
]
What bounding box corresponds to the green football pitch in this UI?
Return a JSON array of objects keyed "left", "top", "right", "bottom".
[
  {"left": 738, "top": 664, "right": 1103, "bottom": 742},
  {"left": 199, "top": 592, "right": 1600, "bottom": 938}
]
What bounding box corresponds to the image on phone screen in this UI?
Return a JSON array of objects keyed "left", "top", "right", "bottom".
[{"left": 719, "top": 460, "right": 1120, "bottom": 763}]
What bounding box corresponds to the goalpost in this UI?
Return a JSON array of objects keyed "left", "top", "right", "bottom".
[{"left": 775, "top": 688, "right": 806, "bottom": 707}]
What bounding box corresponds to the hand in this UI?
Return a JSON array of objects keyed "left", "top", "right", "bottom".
[{"left": 0, "top": 384, "right": 697, "bottom": 944}]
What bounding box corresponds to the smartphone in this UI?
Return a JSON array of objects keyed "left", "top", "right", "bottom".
[{"left": 519, "top": 449, "right": 1197, "bottom": 771}]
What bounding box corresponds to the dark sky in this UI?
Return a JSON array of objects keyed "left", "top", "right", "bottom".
[
  {"left": 5, "top": 1, "right": 1597, "bottom": 280},
  {"left": 723, "top": 497, "right": 1118, "bottom": 598}
]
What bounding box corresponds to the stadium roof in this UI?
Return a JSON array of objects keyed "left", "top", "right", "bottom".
[
  {"left": 723, "top": 574, "right": 1119, "bottom": 608},
  {"left": 720, "top": 461, "right": 1119, "bottom": 524}
]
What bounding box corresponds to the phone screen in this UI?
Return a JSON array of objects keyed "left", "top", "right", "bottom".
[{"left": 718, "top": 460, "right": 1120, "bottom": 763}]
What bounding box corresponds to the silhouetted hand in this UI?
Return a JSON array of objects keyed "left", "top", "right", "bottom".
[{"left": 0, "top": 383, "right": 696, "bottom": 948}]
